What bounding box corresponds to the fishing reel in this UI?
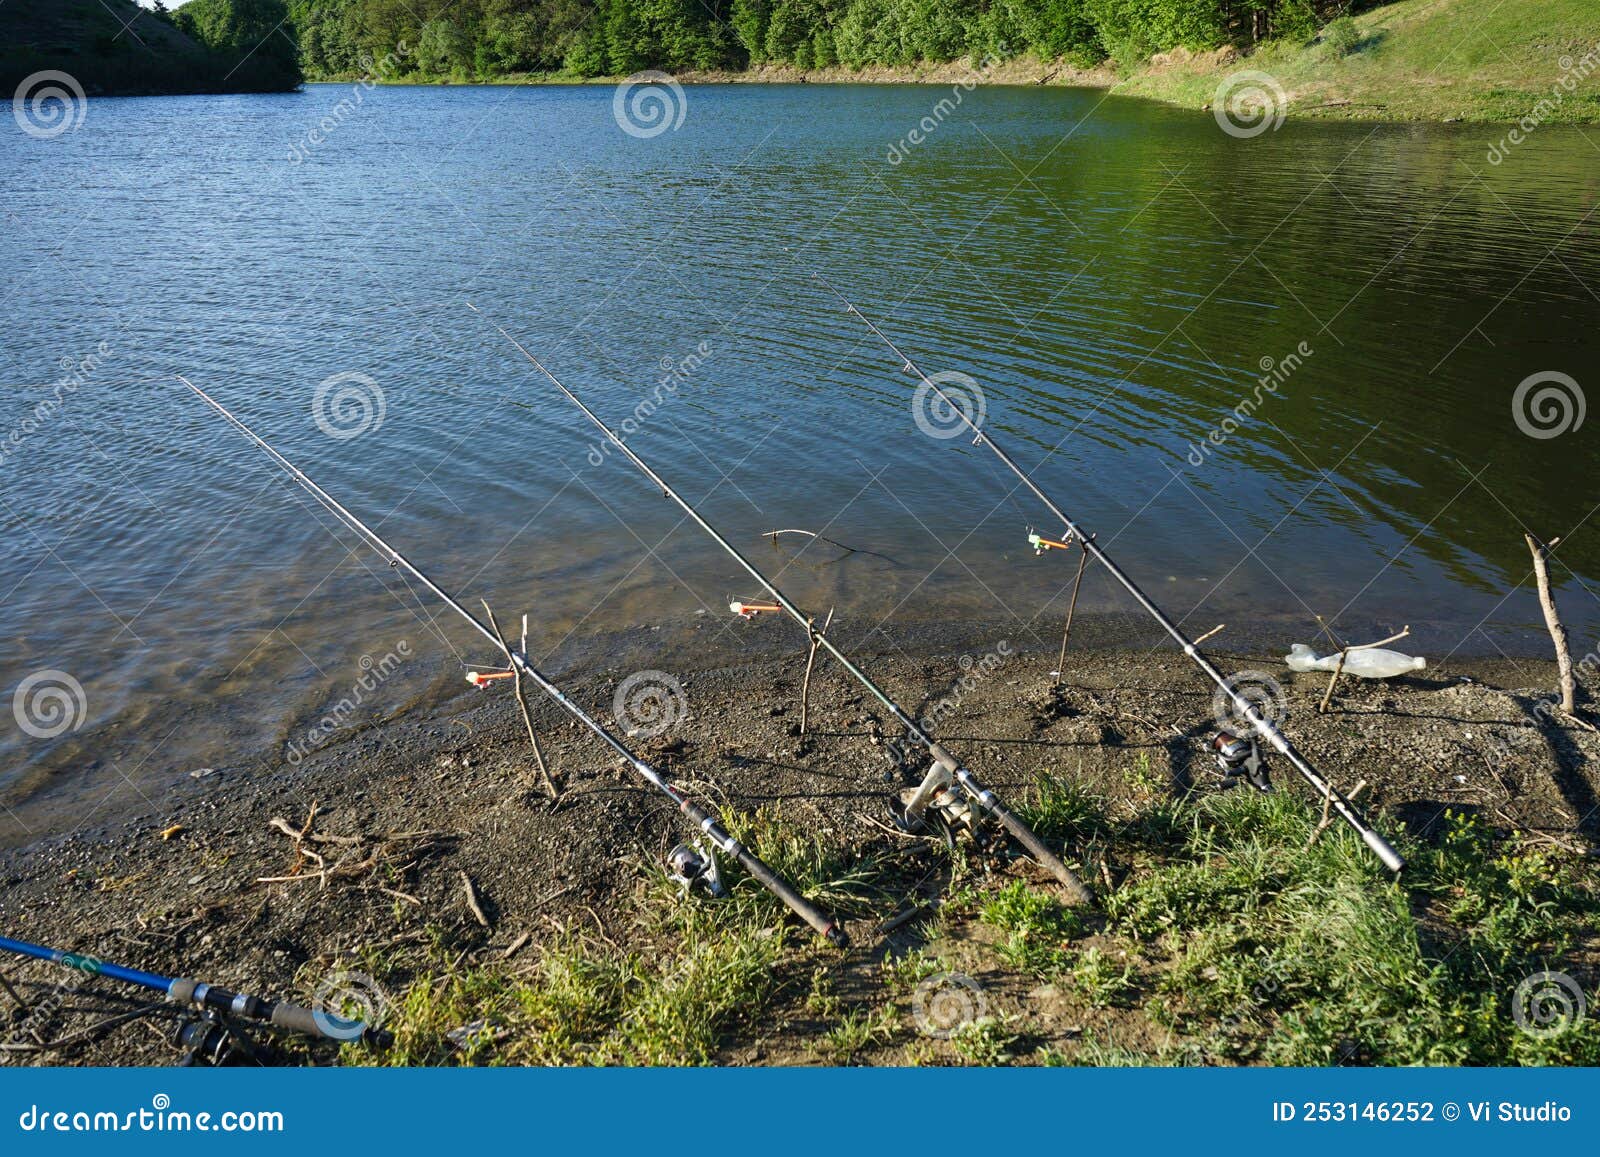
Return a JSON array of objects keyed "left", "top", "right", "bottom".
[
  {"left": 897, "top": 763, "right": 980, "bottom": 844},
  {"left": 666, "top": 840, "right": 726, "bottom": 898},
  {"left": 1211, "top": 731, "right": 1273, "bottom": 793},
  {"left": 172, "top": 1011, "right": 269, "bottom": 1067}
]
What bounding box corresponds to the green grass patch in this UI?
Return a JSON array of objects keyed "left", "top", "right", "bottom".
[{"left": 357, "top": 809, "right": 890, "bottom": 1065}]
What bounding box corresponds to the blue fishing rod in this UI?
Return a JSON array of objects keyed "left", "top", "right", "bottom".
[{"left": 0, "top": 933, "right": 389, "bottom": 1061}]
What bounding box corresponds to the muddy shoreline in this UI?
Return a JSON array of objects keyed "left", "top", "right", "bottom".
[{"left": 2, "top": 625, "right": 1596, "bottom": 1065}]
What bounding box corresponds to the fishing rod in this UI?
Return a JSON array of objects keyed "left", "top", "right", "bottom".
[
  {"left": 474, "top": 314, "right": 1094, "bottom": 906},
  {"left": 176, "top": 376, "right": 847, "bottom": 948},
  {"left": 810, "top": 275, "right": 1405, "bottom": 874},
  {"left": 0, "top": 933, "right": 388, "bottom": 1063}
]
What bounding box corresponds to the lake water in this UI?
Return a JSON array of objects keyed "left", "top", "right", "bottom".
[{"left": 2, "top": 81, "right": 1597, "bottom": 844}]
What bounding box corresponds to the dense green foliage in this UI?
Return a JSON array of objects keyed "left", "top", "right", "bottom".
[
  {"left": 0, "top": 0, "right": 301, "bottom": 94},
  {"left": 280, "top": 0, "right": 1373, "bottom": 81},
  {"left": 172, "top": 0, "right": 303, "bottom": 89}
]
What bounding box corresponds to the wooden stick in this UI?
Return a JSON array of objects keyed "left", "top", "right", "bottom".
[
  {"left": 1317, "top": 627, "right": 1410, "bottom": 714},
  {"left": 799, "top": 607, "right": 834, "bottom": 736},
  {"left": 1054, "top": 544, "right": 1091, "bottom": 689},
  {"left": 1318, "top": 650, "right": 1348, "bottom": 714},
  {"left": 460, "top": 871, "right": 492, "bottom": 928},
  {"left": 1192, "top": 624, "right": 1225, "bottom": 647},
  {"left": 483, "top": 601, "right": 558, "bottom": 799},
  {"left": 1307, "top": 779, "right": 1365, "bottom": 846},
  {"left": 0, "top": 969, "right": 28, "bottom": 1011},
  {"left": 1525, "top": 534, "right": 1577, "bottom": 715}
]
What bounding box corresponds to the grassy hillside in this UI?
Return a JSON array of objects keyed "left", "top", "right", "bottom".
[
  {"left": 0, "top": 0, "right": 300, "bottom": 95},
  {"left": 1115, "top": 0, "right": 1600, "bottom": 122}
]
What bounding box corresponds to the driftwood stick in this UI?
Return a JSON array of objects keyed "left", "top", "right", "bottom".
[
  {"left": 1054, "top": 545, "right": 1091, "bottom": 689},
  {"left": 460, "top": 871, "right": 492, "bottom": 928},
  {"left": 1525, "top": 534, "right": 1577, "bottom": 715},
  {"left": 1318, "top": 651, "right": 1348, "bottom": 714},
  {"left": 483, "top": 601, "right": 557, "bottom": 799},
  {"left": 800, "top": 607, "right": 835, "bottom": 736},
  {"left": 1192, "top": 624, "right": 1225, "bottom": 647},
  {"left": 0, "top": 969, "right": 27, "bottom": 1011},
  {"left": 1307, "top": 779, "right": 1365, "bottom": 847},
  {"left": 1317, "top": 627, "right": 1410, "bottom": 714}
]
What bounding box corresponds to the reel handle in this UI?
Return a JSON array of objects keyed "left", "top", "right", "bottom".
[
  {"left": 680, "top": 800, "right": 849, "bottom": 948},
  {"left": 958, "top": 773, "right": 1093, "bottom": 907}
]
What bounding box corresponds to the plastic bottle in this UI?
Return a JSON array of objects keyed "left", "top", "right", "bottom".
[{"left": 1285, "top": 643, "right": 1425, "bottom": 678}]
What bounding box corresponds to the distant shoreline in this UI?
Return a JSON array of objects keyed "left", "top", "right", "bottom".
[{"left": 300, "top": 46, "right": 1600, "bottom": 127}]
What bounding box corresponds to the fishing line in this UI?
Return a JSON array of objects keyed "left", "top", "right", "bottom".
[
  {"left": 470, "top": 307, "right": 1095, "bottom": 906},
  {"left": 806, "top": 271, "right": 1405, "bottom": 873},
  {"left": 172, "top": 374, "right": 847, "bottom": 947}
]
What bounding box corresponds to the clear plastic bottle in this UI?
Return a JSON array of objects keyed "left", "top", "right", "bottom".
[{"left": 1285, "top": 643, "right": 1425, "bottom": 678}]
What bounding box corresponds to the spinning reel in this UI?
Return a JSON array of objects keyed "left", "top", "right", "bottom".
[
  {"left": 665, "top": 840, "right": 727, "bottom": 898},
  {"left": 896, "top": 763, "right": 982, "bottom": 847},
  {"left": 172, "top": 1010, "right": 272, "bottom": 1067},
  {"left": 1211, "top": 731, "right": 1273, "bottom": 793}
]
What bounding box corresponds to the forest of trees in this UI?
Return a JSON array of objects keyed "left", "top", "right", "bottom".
[
  {"left": 172, "top": 0, "right": 1376, "bottom": 83},
  {"left": 166, "top": 0, "right": 303, "bottom": 88}
]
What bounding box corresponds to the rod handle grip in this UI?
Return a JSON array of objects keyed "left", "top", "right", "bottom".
[
  {"left": 985, "top": 796, "right": 1094, "bottom": 907},
  {"left": 1363, "top": 827, "right": 1406, "bottom": 873},
  {"left": 680, "top": 801, "right": 848, "bottom": 947},
  {"left": 728, "top": 842, "right": 850, "bottom": 949},
  {"left": 269, "top": 999, "right": 395, "bottom": 1049}
]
